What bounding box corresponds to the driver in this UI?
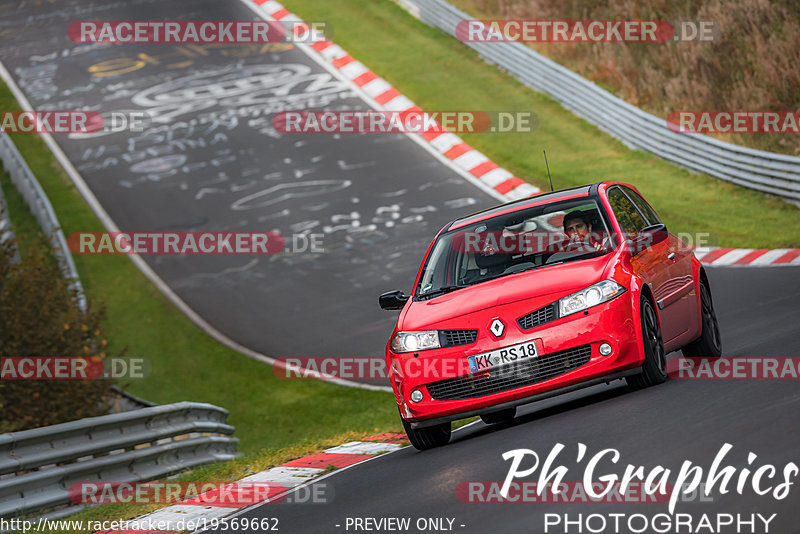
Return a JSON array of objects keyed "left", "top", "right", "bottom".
[{"left": 563, "top": 211, "right": 604, "bottom": 252}]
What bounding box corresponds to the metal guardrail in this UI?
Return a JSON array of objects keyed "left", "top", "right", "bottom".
[
  {"left": 398, "top": 0, "right": 800, "bottom": 203},
  {"left": 0, "top": 186, "right": 12, "bottom": 245},
  {"left": 0, "top": 131, "right": 86, "bottom": 309},
  {"left": 0, "top": 177, "right": 17, "bottom": 264},
  {"left": 110, "top": 385, "right": 158, "bottom": 412},
  {"left": 0, "top": 402, "right": 239, "bottom": 520}
]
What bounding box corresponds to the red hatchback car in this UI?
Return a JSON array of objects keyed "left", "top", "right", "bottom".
[{"left": 379, "top": 182, "right": 722, "bottom": 450}]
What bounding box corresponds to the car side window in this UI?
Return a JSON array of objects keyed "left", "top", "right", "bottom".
[
  {"left": 622, "top": 186, "right": 661, "bottom": 226},
  {"left": 608, "top": 187, "right": 647, "bottom": 234}
]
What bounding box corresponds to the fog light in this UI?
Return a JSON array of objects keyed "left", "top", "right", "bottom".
[
  {"left": 599, "top": 343, "right": 612, "bottom": 356},
  {"left": 410, "top": 389, "right": 423, "bottom": 403}
]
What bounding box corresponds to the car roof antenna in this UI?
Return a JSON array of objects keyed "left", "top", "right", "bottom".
[{"left": 543, "top": 150, "right": 554, "bottom": 192}]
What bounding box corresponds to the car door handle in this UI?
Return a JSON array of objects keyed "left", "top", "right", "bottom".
[{"left": 667, "top": 252, "right": 676, "bottom": 260}]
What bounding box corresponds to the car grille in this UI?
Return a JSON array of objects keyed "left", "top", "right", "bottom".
[
  {"left": 440, "top": 329, "right": 478, "bottom": 347},
  {"left": 517, "top": 303, "right": 557, "bottom": 330},
  {"left": 426, "top": 345, "right": 592, "bottom": 401}
]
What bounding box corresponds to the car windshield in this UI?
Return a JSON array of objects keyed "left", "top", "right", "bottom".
[{"left": 416, "top": 198, "right": 615, "bottom": 299}]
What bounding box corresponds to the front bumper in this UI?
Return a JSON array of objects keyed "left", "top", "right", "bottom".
[
  {"left": 390, "top": 292, "right": 642, "bottom": 424},
  {"left": 408, "top": 368, "right": 642, "bottom": 428}
]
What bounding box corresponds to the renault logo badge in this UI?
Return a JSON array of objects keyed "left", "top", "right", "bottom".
[{"left": 489, "top": 318, "right": 505, "bottom": 338}]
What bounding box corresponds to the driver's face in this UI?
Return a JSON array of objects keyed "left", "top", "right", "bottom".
[{"left": 564, "top": 219, "right": 591, "bottom": 241}]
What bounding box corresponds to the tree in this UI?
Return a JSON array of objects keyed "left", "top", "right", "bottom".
[{"left": 0, "top": 235, "right": 111, "bottom": 432}]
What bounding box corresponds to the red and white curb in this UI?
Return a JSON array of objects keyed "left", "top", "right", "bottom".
[
  {"left": 247, "top": 0, "right": 540, "bottom": 202},
  {"left": 694, "top": 247, "right": 800, "bottom": 266},
  {"left": 95, "top": 434, "right": 407, "bottom": 533}
]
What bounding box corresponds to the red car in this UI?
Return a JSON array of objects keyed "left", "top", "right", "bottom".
[{"left": 379, "top": 182, "right": 722, "bottom": 450}]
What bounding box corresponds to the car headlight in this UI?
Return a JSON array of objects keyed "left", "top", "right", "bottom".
[
  {"left": 390, "top": 331, "right": 440, "bottom": 353},
  {"left": 559, "top": 280, "right": 626, "bottom": 317}
]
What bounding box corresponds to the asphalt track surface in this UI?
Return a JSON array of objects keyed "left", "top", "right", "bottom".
[
  {"left": 206, "top": 267, "right": 800, "bottom": 534},
  {"left": 0, "top": 0, "right": 500, "bottom": 363},
  {"left": 2, "top": 0, "right": 799, "bottom": 532}
]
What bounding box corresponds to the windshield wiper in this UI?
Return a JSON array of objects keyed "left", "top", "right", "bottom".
[
  {"left": 418, "top": 284, "right": 466, "bottom": 300},
  {"left": 481, "top": 253, "right": 604, "bottom": 283},
  {"left": 545, "top": 250, "right": 605, "bottom": 267},
  {"left": 480, "top": 265, "right": 543, "bottom": 284}
]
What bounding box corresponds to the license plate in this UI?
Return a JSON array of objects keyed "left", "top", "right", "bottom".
[{"left": 468, "top": 341, "right": 538, "bottom": 373}]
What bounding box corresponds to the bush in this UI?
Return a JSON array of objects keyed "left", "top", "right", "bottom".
[
  {"left": 0, "top": 235, "right": 111, "bottom": 433},
  {"left": 461, "top": 0, "right": 800, "bottom": 155}
]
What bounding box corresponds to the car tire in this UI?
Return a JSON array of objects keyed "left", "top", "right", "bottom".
[
  {"left": 682, "top": 278, "right": 722, "bottom": 358},
  {"left": 480, "top": 407, "right": 516, "bottom": 425},
  {"left": 627, "top": 295, "right": 668, "bottom": 390},
  {"left": 401, "top": 417, "right": 451, "bottom": 450}
]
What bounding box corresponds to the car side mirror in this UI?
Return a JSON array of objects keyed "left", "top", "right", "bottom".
[
  {"left": 379, "top": 290, "right": 409, "bottom": 310},
  {"left": 630, "top": 223, "right": 668, "bottom": 254}
]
